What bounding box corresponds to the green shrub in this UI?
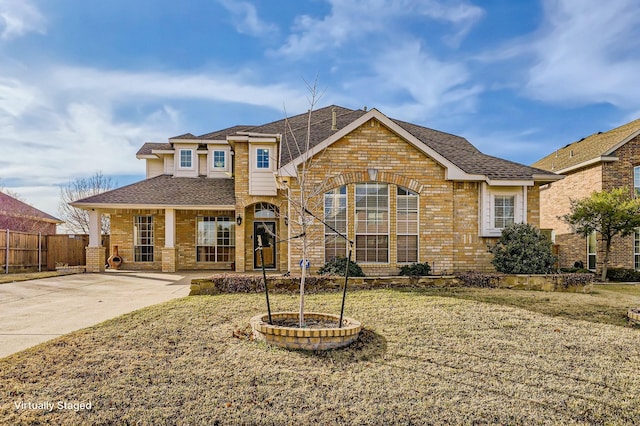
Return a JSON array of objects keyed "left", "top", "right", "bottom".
[
  {"left": 606, "top": 268, "right": 640, "bottom": 282},
  {"left": 318, "top": 257, "right": 365, "bottom": 277},
  {"left": 399, "top": 262, "right": 431, "bottom": 276},
  {"left": 489, "top": 223, "right": 556, "bottom": 274}
]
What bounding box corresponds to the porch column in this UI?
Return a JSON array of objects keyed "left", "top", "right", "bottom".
[
  {"left": 235, "top": 208, "right": 246, "bottom": 272},
  {"left": 85, "top": 209, "right": 105, "bottom": 272},
  {"left": 162, "top": 208, "right": 177, "bottom": 272}
]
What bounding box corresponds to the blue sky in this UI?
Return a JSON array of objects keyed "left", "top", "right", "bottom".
[{"left": 2, "top": 0, "right": 640, "bottom": 217}]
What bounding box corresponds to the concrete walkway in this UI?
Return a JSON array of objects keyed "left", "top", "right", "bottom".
[{"left": 0, "top": 271, "right": 195, "bottom": 359}]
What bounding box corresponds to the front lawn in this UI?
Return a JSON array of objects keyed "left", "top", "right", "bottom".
[{"left": 1, "top": 288, "right": 639, "bottom": 425}]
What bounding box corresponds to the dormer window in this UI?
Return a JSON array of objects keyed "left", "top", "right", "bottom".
[
  {"left": 256, "top": 148, "right": 270, "bottom": 169},
  {"left": 212, "top": 150, "right": 226, "bottom": 170},
  {"left": 179, "top": 149, "right": 193, "bottom": 169}
]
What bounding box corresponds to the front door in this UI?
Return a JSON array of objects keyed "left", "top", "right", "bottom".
[{"left": 254, "top": 221, "right": 276, "bottom": 269}]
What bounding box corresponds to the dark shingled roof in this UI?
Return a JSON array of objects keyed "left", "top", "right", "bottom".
[
  {"left": 136, "top": 142, "right": 172, "bottom": 156},
  {"left": 72, "top": 175, "right": 235, "bottom": 207}
]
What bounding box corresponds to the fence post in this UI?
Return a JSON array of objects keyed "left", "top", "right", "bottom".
[
  {"left": 38, "top": 232, "right": 42, "bottom": 272},
  {"left": 5, "top": 229, "right": 8, "bottom": 274}
]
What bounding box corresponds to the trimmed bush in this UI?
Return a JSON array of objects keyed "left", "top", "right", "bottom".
[
  {"left": 318, "top": 257, "right": 365, "bottom": 277},
  {"left": 489, "top": 223, "right": 556, "bottom": 274},
  {"left": 399, "top": 262, "right": 431, "bottom": 277},
  {"left": 606, "top": 268, "right": 640, "bottom": 282}
]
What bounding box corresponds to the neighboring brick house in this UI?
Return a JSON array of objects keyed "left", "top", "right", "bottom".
[
  {"left": 0, "top": 192, "right": 62, "bottom": 234},
  {"left": 533, "top": 118, "right": 640, "bottom": 273},
  {"left": 72, "top": 106, "right": 560, "bottom": 274}
]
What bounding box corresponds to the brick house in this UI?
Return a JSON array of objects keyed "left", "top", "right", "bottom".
[
  {"left": 0, "top": 192, "right": 62, "bottom": 234},
  {"left": 533, "top": 118, "right": 640, "bottom": 273},
  {"left": 72, "top": 106, "right": 560, "bottom": 274}
]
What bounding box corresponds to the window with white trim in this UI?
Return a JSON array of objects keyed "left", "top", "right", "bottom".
[
  {"left": 635, "top": 229, "right": 640, "bottom": 270},
  {"left": 494, "top": 195, "right": 515, "bottom": 229},
  {"left": 134, "top": 215, "right": 154, "bottom": 262},
  {"left": 634, "top": 166, "right": 640, "bottom": 197},
  {"left": 397, "top": 187, "right": 418, "bottom": 263},
  {"left": 355, "top": 183, "right": 389, "bottom": 263},
  {"left": 179, "top": 149, "right": 193, "bottom": 168},
  {"left": 197, "top": 217, "right": 235, "bottom": 262},
  {"left": 480, "top": 184, "right": 525, "bottom": 237},
  {"left": 587, "top": 231, "right": 597, "bottom": 271},
  {"left": 212, "top": 150, "right": 226, "bottom": 170},
  {"left": 256, "top": 148, "right": 270, "bottom": 169},
  {"left": 324, "top": 186, "right": 347, "bottom": 261}
]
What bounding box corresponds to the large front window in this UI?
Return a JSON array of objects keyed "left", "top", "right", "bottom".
[
  {"left": 355, "top": 183, "right": 389, "bottom": 263},
  {"left": 397, "top": 187, "right": 418, "bottom": 263},
  {"left": 197, "top": 217, "right": 235, "bottom": 262},
  {"left": 324, "top": 186, "right": 347, "bottom": 260},
  {"left": 635, "top": 229, "right": 640, "bottom": 270},
  {"left": 134, "top": 215, "right": 154, "bottom": 262}
]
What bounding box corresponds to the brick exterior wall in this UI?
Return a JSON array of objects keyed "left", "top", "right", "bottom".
[
  {"left": 102, "top": 117, "right": 545, "bottom": 274},
  {"left": 539, "top": 134, "right": 640, "bottom": 272}
]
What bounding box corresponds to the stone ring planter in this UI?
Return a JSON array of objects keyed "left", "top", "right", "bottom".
[
  {"left": 250, "top": 312, "right": 361, "bottom": 351},
  {"left": 628, "top": 308, "right": 640, "bottom": 325}
]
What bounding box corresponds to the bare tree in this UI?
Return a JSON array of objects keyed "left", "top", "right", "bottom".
[
  {"left": 58, "top": 172, "right": 115, "bottom": 234},
  {"left": 279, "top": 79, "right": 336, "bottom": 327}
]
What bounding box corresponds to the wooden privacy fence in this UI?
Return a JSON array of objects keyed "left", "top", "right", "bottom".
[{"left": 0, "top": 230, "right": 110, "bottom": 273}]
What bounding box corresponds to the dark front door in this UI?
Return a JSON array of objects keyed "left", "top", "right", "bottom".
[{"left": 254, "top": 221, "right": 276, "bottom": 269}]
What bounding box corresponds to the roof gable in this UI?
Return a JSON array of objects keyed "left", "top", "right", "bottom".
[
  {"left": 0, "top": 192, "right": 62, "bottom": 223},
  {"left": 533, "top": 118, "right": 640, "bottom": 172},
  {"left": 279, "top": 108, "right": 559, "bottom": 184}
]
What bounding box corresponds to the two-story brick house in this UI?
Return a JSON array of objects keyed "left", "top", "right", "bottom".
[
  {"left": 72, "top": 105, "right": 560, "bottom": 275},
  {"left": 533, "top": 118, "right": 640, "bottom": 273}
]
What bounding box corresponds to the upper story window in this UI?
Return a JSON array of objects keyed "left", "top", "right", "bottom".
[
  {"left": 256, "top": 148, "right": 270, "bottom": 169},
  {"left": 494, "top": 195, "right": 515, "bottom": 229},
  {"left": 212, "top": 150, "right": 226, "bottom": 170},
  {"left": 179, "top": 149, "right": 193, "bottom": 169},
  {"left": 634, "top": 166, "right": 640, "bottom": 197}
]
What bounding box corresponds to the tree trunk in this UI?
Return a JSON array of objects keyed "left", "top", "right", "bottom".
[{"left": 601, "top": 240, "right": 611, "bottom": 282}]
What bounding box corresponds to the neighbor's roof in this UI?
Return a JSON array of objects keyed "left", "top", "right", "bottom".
[
  {"left": 71, "top": 175, "right": 235, "bottom": 208},
  {"left": 0, "top": 192, "right": 63, "bottom": 223},
  {"left": 533, "top": 118, "right": 640, "bottom": 172}
]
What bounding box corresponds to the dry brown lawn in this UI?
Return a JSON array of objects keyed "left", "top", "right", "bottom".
[
  {"left": 0, "top": 271, "right": 69, "bottom": 284},
  {"left": 1, "top": 287, "right": 640, "bottom": 425}
]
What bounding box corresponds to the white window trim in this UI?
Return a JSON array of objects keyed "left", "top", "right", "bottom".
[
  {"left": 355, "top": 182, "right": 390, "bottom": 264},
  {"left": 396, "top": 187, "right": 419, "bottom": 264},
  {"left": 211, "top": 149, "right": 228, "bottom": 171},
  {"left": 178, "top": 148, "right": 195, "bottom": 170},
  {"left": 255, "top": 147, "right": 271, "bottom": 170},
  {"left": 480, "top": 183, "right": 526, "bottom": 237}
]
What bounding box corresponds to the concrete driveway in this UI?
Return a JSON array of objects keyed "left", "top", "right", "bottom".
[{"left": 0, "top": 271, "right": 194, "bottom": 359}]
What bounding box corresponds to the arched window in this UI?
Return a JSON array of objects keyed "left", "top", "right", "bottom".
[
  {"left": 324, "top": 186, "right": 347, "bottom": 260},
  {"left": 397, "top": 187, "right": 419, "bottom": 263},
  {"left": 254, "top": 203, "right": 278, "bottom": 218}
]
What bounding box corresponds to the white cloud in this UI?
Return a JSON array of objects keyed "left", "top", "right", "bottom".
[
  {"left": 49, "top": 66, "right": 307, "bottom": 111},
  {"left": 217, "top": 0, "right": 277, "bottom": 37},
  {"left": 0, "top": 0, "right": 45, "bottom": 41},
  {"left": 276, "top": 0, "right": 483, "bottom": 56},
  {"left": 525, "top": 0, "right": 640, "bottom": 107}
]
